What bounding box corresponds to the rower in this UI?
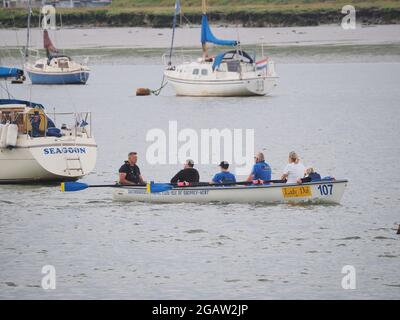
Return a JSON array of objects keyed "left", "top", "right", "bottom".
[
  {"left": 297, "top": 167, "right": 321, "bottom": 183},
  {"left": 246, "top": 152, "right": 272, "bottom": 183},
  {"left": 212, "top": 161, "right": 236, "bottom": 184},
  {"left": 170, "top": 159, "right": 200, "bottom": 184},
  {"left": 119, "top": 152, "right": 145, "bottom": 185},
  {"left": 281, "top": 151, "right": 306, "bottom": 184}
]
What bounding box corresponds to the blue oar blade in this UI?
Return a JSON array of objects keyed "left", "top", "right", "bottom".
[
  {"left": 150, "top": 183, "right": 173, "bottom": 193},
  {"left": 61, "top": 182, "right": 89, "bottom": 192}
]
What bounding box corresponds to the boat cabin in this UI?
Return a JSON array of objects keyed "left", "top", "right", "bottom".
[{"left": 0, "top": 99, "right": 92, "bottom": 139}]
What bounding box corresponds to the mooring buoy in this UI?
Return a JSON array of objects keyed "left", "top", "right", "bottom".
[{"left": 136, "top": 88, "right": 151, "bottom": 96}]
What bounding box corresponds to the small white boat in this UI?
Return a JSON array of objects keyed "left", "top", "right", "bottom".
[
  {"left": 112, "top": 180, "right": 348, "bottom": 204},
  {"left": 163, "top": 0, "right": 278, "bottom": 97},
  {"left": 0, "top": 99, "right": 97, "bottom": 183},
  {"left": 25, "top": 30, "right": 89, "bottom": 85}
]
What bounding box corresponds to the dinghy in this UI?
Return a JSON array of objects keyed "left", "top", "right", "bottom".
[{"left": 112, "top": 180, "right": 348, "bottom": 204}]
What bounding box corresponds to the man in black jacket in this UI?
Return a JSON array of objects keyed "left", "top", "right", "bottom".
[
  {"left": 119, "top": 152, "right": 145, "bottom": 185},
  {"left": 170, "top": 159, "right": 200, "bottom": 184}
]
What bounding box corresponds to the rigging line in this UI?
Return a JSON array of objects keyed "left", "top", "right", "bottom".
[{"left": 151, "top": 75, "right": 168, "bottom": 96}]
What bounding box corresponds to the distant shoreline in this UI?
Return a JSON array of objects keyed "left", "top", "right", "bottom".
[{"left": 1, "top": 6, "right": 400, "bottom": 28}]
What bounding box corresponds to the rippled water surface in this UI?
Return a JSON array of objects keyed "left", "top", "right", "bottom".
[{"left": 0, "top": 59, "right": 399, "bottom": 299}]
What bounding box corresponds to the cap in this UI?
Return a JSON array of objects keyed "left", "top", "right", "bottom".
[
  {"left": 219, "top": 161, "right": 229, "bottom": 169},
  {"left": 186, "top": 159, "right": 194, "bottom": 166}
]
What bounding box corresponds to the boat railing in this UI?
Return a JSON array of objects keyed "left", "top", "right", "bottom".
[
  {"left": 162, "top": 52, "right": 194, "bottom": 67},
  {"left": 25, "top": 48, "right": 41, "bottom": 65},
  {"left": 47, "top": 111, "right": 93, "bottom": 139},
  {"left": 3, "top": 110, "right": 93, "bottom": 139}
]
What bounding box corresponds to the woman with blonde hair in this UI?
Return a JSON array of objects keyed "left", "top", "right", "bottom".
[{"left": 281, "top": 151, "right": 306, "bottom": 183}]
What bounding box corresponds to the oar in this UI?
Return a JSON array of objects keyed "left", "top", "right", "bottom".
[
  {"left": 60, "top": 182, "right": 145, "bottom": 192},
  {"left": 61, "top": 180, "right": 285, "bottom": 193}
]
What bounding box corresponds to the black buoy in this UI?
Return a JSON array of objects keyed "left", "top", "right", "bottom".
[{"left": 397, "top": 224, "right": 400, "bottom": 235}]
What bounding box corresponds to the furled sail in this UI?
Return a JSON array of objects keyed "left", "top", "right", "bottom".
[
  {"left": 0, "top": 67, "right": 24, "bottom": 80},
  {"left": 43, "top": 30, "right": 58, "bottom": 58},
  {"left": 201, "top": 14, "right": 237, "bottom": 46}
]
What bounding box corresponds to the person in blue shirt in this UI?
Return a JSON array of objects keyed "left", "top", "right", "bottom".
[
  {"left": 247, "top": 152, "right": 272, "bottom": 182},
  {"left": 212, "top": 161, "right": 236, "bottom": 184}
]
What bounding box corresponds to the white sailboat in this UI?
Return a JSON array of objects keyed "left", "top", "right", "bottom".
[
  {"left": 164, "top": 0, "right": 278, "bottom": 97},
  {"left": 0, "top": 98, "right": 97, "bottom": 183}
]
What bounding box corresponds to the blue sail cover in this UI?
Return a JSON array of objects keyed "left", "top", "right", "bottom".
[
  {"left": 201, "top": 15, "right": 237, "bottom": 46},
  {"left": 0, "top": 99, "right": 44, "bottom": 109},
  {"left": 0, "top": 67, "right": 24, "bottom": 80}
]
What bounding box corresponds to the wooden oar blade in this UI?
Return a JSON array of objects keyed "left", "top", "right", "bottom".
[{"left": 61, "top": 182, "right": 89, "bottom": 192}]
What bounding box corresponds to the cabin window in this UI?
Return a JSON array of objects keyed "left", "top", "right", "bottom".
[
  {"left": 35, "top": 64, "right": 44, "bottom": 69},
  {"left": 192, "top": 69, "right": 199, "bottom": 75},
  {"left": 201, "top": 69, "right": 208, "bottom": 76},
  {"left": 59, "top": 61, "right": 69, "bottom": 69},
  {"left": 226, "top": 60, "right": 240, "bottom": 72}
]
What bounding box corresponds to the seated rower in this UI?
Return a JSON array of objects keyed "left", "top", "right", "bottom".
[
  {"left": 170, "top": 159, "right": 199, "bottom": 184},
  {"left": 119, "top": 151, "right": 145, "bottom": 185},
  {"left": 212, "top": 161, "right": 236, "bottom": 184},
  {"left": 246, "top": 152, "right": 272, "bottom": 183},
  {"left": 297, "top": 167, "right": 322, "bottom": 183},
  {"left": 281, "top": 151, "right": 306, "bottom": 184}
]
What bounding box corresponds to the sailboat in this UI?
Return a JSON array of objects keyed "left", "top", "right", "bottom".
[
  {"left": 0, "top": 98, "right": 97, "bottom": 183},
  {"left": 0, "top": 69, "right": 97, "bottom": 183},
  {"left": 164, "top": 0, "right": 278, "bottom": 97},
  {"left": 22, "top": 2, "right": 89, "bottom": 85},
  {"left": 24, "top": 29, "right": 90, "bottom": 85}
]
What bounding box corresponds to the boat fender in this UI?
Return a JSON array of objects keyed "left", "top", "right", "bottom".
[
  {"left": 6, "top": 124, "right": 18, "bottom": 148},
  {"left": 0, "top": 123, "right": 9, "bottom": 148}
]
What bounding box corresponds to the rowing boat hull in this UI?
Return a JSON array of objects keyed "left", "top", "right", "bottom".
[{"left": 112, "top": 180, "right": 348, "bottom": 204}]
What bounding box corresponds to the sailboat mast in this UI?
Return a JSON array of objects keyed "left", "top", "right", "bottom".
[
  {"left": 201, "top": 0, "right": 208, "bottom": 59},
  {"left": 25, "top": 0, "right": 32, "bottom": 58}
]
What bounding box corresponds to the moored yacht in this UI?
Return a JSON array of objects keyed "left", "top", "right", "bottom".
[
  {"left": 0, "top": 99, "right": 97, "bottom": 183},
  {"left": 164, "top": 0, "right": 278, "bottom": 97},
  {"left": 25, "top": 30, "right": 90, "bottom": 85}
]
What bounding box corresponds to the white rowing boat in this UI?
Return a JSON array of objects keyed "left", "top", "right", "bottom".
[{"left": 112, "top": 180, "right": 348, "bottom": 204}]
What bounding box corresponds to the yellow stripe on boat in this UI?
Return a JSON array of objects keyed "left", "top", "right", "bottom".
[
  {"left": 146, "top": 183, "right": 151, "bottom": 193},
  {"left": 60, "top": 182, "right": 65, "bottom": 192},
  {"left": 282, "top": 185, "right": 312, "bottom": 198}
]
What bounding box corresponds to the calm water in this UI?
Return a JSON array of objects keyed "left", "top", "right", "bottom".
[{"left": 0, "top": 59, "right": 399, "bottom": 299}]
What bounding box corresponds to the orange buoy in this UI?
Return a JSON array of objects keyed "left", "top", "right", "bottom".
[{"left": 136, "top": 88, "right": 151, "bottom": 96}]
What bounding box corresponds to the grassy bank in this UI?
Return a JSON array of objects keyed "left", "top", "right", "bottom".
[{"left": 1, "top": 1, "right": 400, "bottom": 28}]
